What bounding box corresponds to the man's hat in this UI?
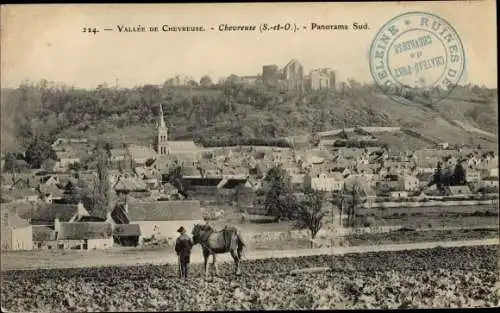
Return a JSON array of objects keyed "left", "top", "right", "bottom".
[{"left": 177, "top": 226, "right": 186, "bottom": 233}]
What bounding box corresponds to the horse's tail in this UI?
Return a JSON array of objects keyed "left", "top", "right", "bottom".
[{"left": 236, "top": 232, "right": 246, "bottom": 260}]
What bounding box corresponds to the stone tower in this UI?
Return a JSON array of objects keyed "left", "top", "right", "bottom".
[{"left": 157, "top": 104, "right": 168, "bottom": 155}]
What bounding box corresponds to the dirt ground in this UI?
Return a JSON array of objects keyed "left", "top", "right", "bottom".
[
  {"left": 2, "top": 245, "right": 498, "bottom": 311},
  {"left": 2, "top": 234, "right": 498, "bottom": 272}
]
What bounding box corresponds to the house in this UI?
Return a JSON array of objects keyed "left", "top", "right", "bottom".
[
  {"left": 113, "top": 223, "right": 141, "bottom": 246},
  {"left": 330, "top": 167, "right": 351, "bottom": 178},
  {"left": 290, "top": 174, "right": 306, "bottom": 190},
  {"left": 38, "top": 174, "right": 60, "bottom": 187},
  {"left": 217, "top": 175, "right": 249, "bottom": 190},
  {"left": 350, "top": 173, "right": 379, "bottom": 187},
  {"left": 437, "top": 142, "right": 449, "bottom": 149},
  {"left": 111, "top": 199, "right": 203, "bottom": 243},
  {"left": 126, "top": 144, "right": 157, "bottom": 165},
  {"left": 337, "top": 147, "right": 366, "bottom": 161},
  {"left": 7, "top": 172, "right": 45, "bottom": 189},
  {"left": 480, "top": 152, "right": 498, "bottom": 166},
  {"left": 110, "top": 148, "right": 127, "bottom": 162},
  {"left": 344, "top": 177, "right": 377, "bottom": 200},
  {"left": 168, "top": 141, "right": 202, "bottom": 159},
  {"left": 480, "top": 168, "right": 499, "bottom": 179},
  {"left": 389, "top": 191, "right": 408, "bottom": 199},
  {"left": 38, "top": 184, "right": 64, "bottom": 203},
  {"left": 22, "top": 202, "right": 90, "bottom": 226},
  {"left": 1, "top": 211, "right": 33, "bottom": 251},
  {"left": 1, "top": 202, "right": 35, "bottom": 216},
  {"left": 305, "top": 172, "right": 344, "bottom": 192},
  {"left": 5, "top": 185, "right": 39, "bottom": 204},
  {"left": 113, "top": 174, "right": 150, "bottom": 196},
  {"left": 382, "top": 174, "right": 400, "bottom": 189},
  {"left": 356, "top": 163, "right": 380, "bottom": 174},
  {"left": 415, "top": 157, "right": 441, "bottom": 173},
  {"left": 398, "top": 175, "right": 420, "bottom": 192},
  {"left": 53, "top": 220, "right": 114, "bottom": 250},
  {"left": 54, "top": 150, "right": 80, "bottom": 171},
  {"left": 448, "top": 185, "right": 473, "bottom": 197},
  {"left": 370, "top": 150, "right": 389, "bottom": 163},
  {"left": 465, "top": 168, "right": 481, "bottom": 183},
  {"left": 52, "top": 138, "right": 88, "bottom": 149},
  {"left": 318, "top": 139, "right": 336, "bottom": 149},
  {"left": 477, "top": 155, "right": 499, "bottom": 178},
  {"left": 477, "top": 177, "right": 499, "bottom": 190}
]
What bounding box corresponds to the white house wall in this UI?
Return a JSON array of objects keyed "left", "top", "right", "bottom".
[
  {"left": 87, "top": 238, "right": 114, "bottom": 250},
  {"left": 310, "top": 178, "right": 344, "bottom": 191},
  {"left": 136, "top": 220, "right": 205, "bottom": 242},
  {"left": 2, "top": 226, "right": 33, "bottom": 251}
]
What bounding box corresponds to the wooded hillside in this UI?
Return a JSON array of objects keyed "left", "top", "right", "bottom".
[{"left": 1, "top": 80, "right": 497, "bottom": 153}]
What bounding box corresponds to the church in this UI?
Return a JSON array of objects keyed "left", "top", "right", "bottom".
[
  {"left": 120, "top": 104, "right": 202, "bottom": 171},
  {"left": 155, "top": 104, "right": 201, "bottom": 160}
]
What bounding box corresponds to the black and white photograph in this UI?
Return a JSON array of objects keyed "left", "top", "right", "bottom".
[{"left": 0, "top": 1, "right": 498, "bottom": 311}]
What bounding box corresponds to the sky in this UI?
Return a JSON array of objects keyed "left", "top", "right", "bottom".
[{"left": 1, "top": 1, "right": 497, "bottom": 89}]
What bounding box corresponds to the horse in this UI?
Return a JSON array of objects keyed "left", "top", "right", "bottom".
[{"left": 191, "top": 224, "right": 246, "bottom": 277}]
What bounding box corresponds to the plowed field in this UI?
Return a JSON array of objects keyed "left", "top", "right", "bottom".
[{"left": 1, "top": 246, "right": 498, "bottom": 311}]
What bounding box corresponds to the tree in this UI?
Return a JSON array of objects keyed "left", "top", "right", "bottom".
[
  {"left": 225, "top": 74, "right": 240, "bottom": 86},
  {"left": 430, "top": 161, "right": 443, "bottom": 191},
  {"left": 263, "top": 166, "right": 297, "bottom": 222},
  {"left": 187, "top": 80, "right": 199, "bottom": 87},
  {"left": 453, "top": 163, "right": 467, "bottom": 185},
  {"left": 163, "top": 78, "right": 177, "bottom": 88},
  {"left": 3, "top": 152, "right": 28, "bottom": 173},
  {"left": 25, "top": 137, "right": 57, "bottom": 169},
  {"left": 429, "top": 161, "right": 454, "bottom": 193},
  {"left": 346, "top": 181, "right": 363, "bottom": 227},
  {"left": 294, "top": 189, "right": 327, "bottom": 244},
  {"left": 200, "top": 75, "right": 213, "bottom": 87},
  {"left": 331, "top": 188, "right": 348, "bottom": 227},
  {"left": 92, "top": 142, "right": 110, "bottom": 217},
  {"left": 63, "top": 180, "right": 81, "bottom": 203},
  {"left": 165, "top": 165, "right": 189, "bottom": 199}
]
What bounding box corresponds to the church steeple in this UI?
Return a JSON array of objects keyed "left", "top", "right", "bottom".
[
  {"left": 158, "top": 104, "right": 166, "bottom": 129},
  {"left": 157, "top": 104, "right": 168, "bottom": 155}
]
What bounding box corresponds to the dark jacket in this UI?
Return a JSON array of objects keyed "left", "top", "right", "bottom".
[{"left": 175, "top": 233, "right": 194, "bottom": 258}]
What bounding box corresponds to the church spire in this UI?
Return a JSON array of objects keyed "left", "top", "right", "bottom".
[{"left": 159, "top": 104, "right": 166, "bottom": 129}]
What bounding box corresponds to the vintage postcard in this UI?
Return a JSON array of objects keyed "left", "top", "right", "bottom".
[{"left": 1, "top": 1, "right": 498, "bottom": 311}]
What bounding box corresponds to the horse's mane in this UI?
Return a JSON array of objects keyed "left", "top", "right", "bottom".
[{"left": 194, "top": 224, "right": 214, "bottom": 232}]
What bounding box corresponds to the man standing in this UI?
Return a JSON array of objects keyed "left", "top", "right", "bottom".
[{"left": 175, "top": 226, "right": 193, "bottom": 278}]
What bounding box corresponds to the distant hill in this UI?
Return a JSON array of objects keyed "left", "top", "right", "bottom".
[{"left": 0, "top": 81, "right": 497, "bottom": 153}]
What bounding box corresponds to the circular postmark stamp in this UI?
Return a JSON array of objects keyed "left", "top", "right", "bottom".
[{"left": 369, "top": 11, "right": 466, "bottom": 105}]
